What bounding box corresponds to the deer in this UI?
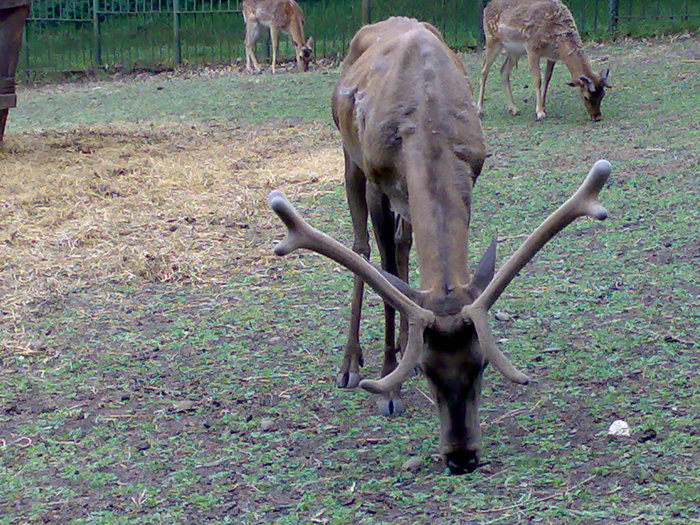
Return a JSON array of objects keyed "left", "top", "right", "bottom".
[
  {"left": 269, "top": 17, "right": 611, "bottom": 474},
  {"left": 476, "top": 0, "right": 612, "bottom": 121},
  {"left": 242, "top": 0, "right": 313, "bottom": 74}
]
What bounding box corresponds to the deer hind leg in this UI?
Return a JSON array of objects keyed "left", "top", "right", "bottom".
[
  {"left": 244, "top": 20, "right": 262, "bottom": 72},
  {"left": 269, "top": 25, "right": 280, "bottom": 73},
  {"left": 527, "top": 51, "right": 546, "bottom": 120},
  {"left": 500, "top": 53, "right": 520, "bottom": 116},
  {"left": 368, "top": 190, "right": 408, "bottom": 416},
  {"left": 542, "top": 59, "right": 556, "bottom": 108},
  {"left": 337, "top": 152, "right": 369, "bottom": 389},
  {"left": 476, "top": 38, "right": 502, "bottom": 117},
  {"left": 395, "top": 218, "right": 412, "bottom": 357}
]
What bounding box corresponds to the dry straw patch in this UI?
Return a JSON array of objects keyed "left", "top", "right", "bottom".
[{"left": 0, "top": 122, "right": 343, "bottom": 317}]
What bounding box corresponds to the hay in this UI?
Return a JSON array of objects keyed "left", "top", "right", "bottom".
[{"left": 0, "top": 121, "right": 344, "bottom": 317}]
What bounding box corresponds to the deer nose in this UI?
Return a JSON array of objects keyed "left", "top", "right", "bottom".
[{"left": 444, "top": 450, "right": 480, "bottom": 475}]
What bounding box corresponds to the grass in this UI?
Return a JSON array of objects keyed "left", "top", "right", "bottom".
[{"left": 1, "top": 36, "right": 699, "bottom": 523}]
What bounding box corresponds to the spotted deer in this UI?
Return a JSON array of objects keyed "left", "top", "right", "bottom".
[
  {"left": 477, "top": 0, "right": 612, "bottom": 121},
  {"left": 242, "top": 0, "right": 313, "bottom": 73},
  {"left": 269, "top": 17, "right": 611, "bottom": 473}
]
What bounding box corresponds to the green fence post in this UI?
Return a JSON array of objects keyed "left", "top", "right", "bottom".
[
  {"left": 362, "top": 0, "right": 371, "bottom": 25},
  {"left": 173, "top": 0, "right": 182, "bottom": 64},
  {"left": 477, "top": 0, "right": 486, "bottom": 47},
  {"left": 92, "top": 0, "right": 102, "bottom": 67},
  {"left": 609, "top": 0, "right": 619, "bottom": 33}
]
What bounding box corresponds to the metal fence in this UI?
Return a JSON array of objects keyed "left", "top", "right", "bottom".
[{"left": 18, "top": 0, "right": 700, "bottom": 74}]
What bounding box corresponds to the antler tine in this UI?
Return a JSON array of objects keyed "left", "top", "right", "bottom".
[
  {"left": 269, "top": 191, "right": 435, "bottom": 325},
  {"left": 470, "top": 160, "right": 611, "bottom": 312},
  {"left": 359, "top": 317, "right": 430, "bottom": 394},
  {"left": 462, "top": 304, "right": 530, "bottom": 384}
]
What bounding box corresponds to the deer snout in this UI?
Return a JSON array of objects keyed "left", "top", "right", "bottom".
[
  {"left": 444, "top": 449, "right": 480, "bottom": 475},
  {"left": 592, "top": 113, "right": 602, "bottom": 122}
]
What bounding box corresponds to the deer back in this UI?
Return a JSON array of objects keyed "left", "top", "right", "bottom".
[
  {"left": 332, "top": 17, "right": 485, "bottom": 297},
  {"left": 243, "top": 0, "right": 304, "bottom": 35}
]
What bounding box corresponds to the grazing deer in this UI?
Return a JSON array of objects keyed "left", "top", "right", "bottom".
[
  {"left": 242, "top": 0, "right": 313, "bottom": 73},
  {"left": 477, "top": 0, "right": 612, "bottom": 121},
  {"left": 269, "top": 17, "right": 611, "bottom": 474}
]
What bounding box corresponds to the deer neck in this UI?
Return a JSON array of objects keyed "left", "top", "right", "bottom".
[
  {"left": 557, "top": 40, "right": 596, "bottom": 82},
  {"left": 287, "top": 7, "right": 305, "bottom": 48},
  {"left": 401, "top": 138, "right": 472, "bottom": 302}
]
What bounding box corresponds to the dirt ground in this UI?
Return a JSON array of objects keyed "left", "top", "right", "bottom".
[{"left": 0, "top": 122, "right": 342, "bottom": 312}]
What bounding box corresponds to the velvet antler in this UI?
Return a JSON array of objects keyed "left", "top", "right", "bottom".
[{"left": 462, "top": 159, "right": 611, "bottom": 382}]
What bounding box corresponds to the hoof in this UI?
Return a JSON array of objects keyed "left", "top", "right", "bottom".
[
  {"left": 378, "top": 397, "right": 404, "bottom": 416},
  {"left": 336, "top": 371, "right": 361, "bottom": 389},
  {"left": 444, "top": 450, "right": 480, "bottom": 475}
]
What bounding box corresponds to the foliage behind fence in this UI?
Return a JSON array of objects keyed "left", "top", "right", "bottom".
[{"left": 17, "top": 0, "right": 700, "bottom": 74}]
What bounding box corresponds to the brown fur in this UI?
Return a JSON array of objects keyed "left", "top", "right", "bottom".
[
  {"left": 270, "top": 17, "right": 612, "bottom": 473},
  {"left": 477, "top": 0, "right": 611, "bottom": 121},
  {"left": 242, "top": 0, "right": 313, "bottom": 73},
  {"left": 332, "top": 17, "right": 488, "bottom": 473}
]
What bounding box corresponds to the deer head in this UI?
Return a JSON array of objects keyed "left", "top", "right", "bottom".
[
  {"left": 295, "top": 37, "right": 313, "bottom": 72},
  {"left": 567, "top": 69, "right": 612, "bottom": 121},
  {"left": 269, "top": 159, "right": 611, "bottom": 474}
]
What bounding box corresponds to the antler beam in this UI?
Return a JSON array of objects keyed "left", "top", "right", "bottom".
[
  {"left": 462, "top": 304, "right": 530, "bottom": 384},
  {"left": 460, "top": 160, "right": 610, "bottom": 385},
  {"left": 358, "top": 316, "right": 431, "bottom": 394},
  {"left": 470, "top": 159, "right": 610, "bottom": 313},
  {"left": 269, "top": 190, "right": 435, "bottom": 326}
]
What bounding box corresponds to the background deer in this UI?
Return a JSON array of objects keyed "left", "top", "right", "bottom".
[
  {"left": 242, "top": 0, "right": 313, "bottom": 73},
  {"left": 477, "top": 0, "right": 612, "bottom": 121},
  {"left": 269, "top": 17, "right": 611, "bottom": 474}
]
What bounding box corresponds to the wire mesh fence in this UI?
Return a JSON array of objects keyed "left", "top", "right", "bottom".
[{"left": 16, "top": 0, "right": 700, "bottom": 74}]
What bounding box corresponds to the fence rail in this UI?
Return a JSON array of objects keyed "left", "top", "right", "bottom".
[{"left": 17, "top": 0, "right": 700, "bottom": 74}]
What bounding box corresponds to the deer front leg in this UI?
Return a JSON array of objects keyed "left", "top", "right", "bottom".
[
  {"left": 542, "top": 59, "right": 556, "bottom": 108},
  {"left": 500, "top": 54, "right": 520, "bottom": 116},
  {"left": 477, "top": 39, "right": 502, "bottom": 117},
  {"left": 337, "top": 153, "right": 369, "bottom": 389},
  {"left": 527, "top": 52, "right": 546, "bottom": 120}
]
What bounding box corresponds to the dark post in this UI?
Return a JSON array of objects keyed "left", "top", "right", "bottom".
[
  {"left": 173, "top": 0, "right": 182, "bottom": 64},
  {"left": 608, "top": 0, "right": 619, "bottom": 33},
  {"left": 361, "top": 0, "right": 371, "bottom": 26},
  {"left": 0, "top": 0, "right": 30, "bottom": 142},
  {"left": 477, "top": 0, "right": 486, "bottom": 47},
  {"left": 92, "top": 0, "right": 101, "bottom": 66},
  {"left": 21, "top": 14, "right": 27, "bottom": 70}
]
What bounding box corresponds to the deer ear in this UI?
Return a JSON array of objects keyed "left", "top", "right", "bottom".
[
  {"left": 306, "top": 37, "right": 314, "bottom": 49},
  {"left": 471, "top": 236, "right": 498, "bottom": 295},
  {"left": 580, "top": 75, "right": 596, "bottom": 93},
  {"left": 566, "top": 79, "right": 582, "bottom": 88},
  {"left": 600, "top": 69, "right": 612, "bottom": 88}
]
